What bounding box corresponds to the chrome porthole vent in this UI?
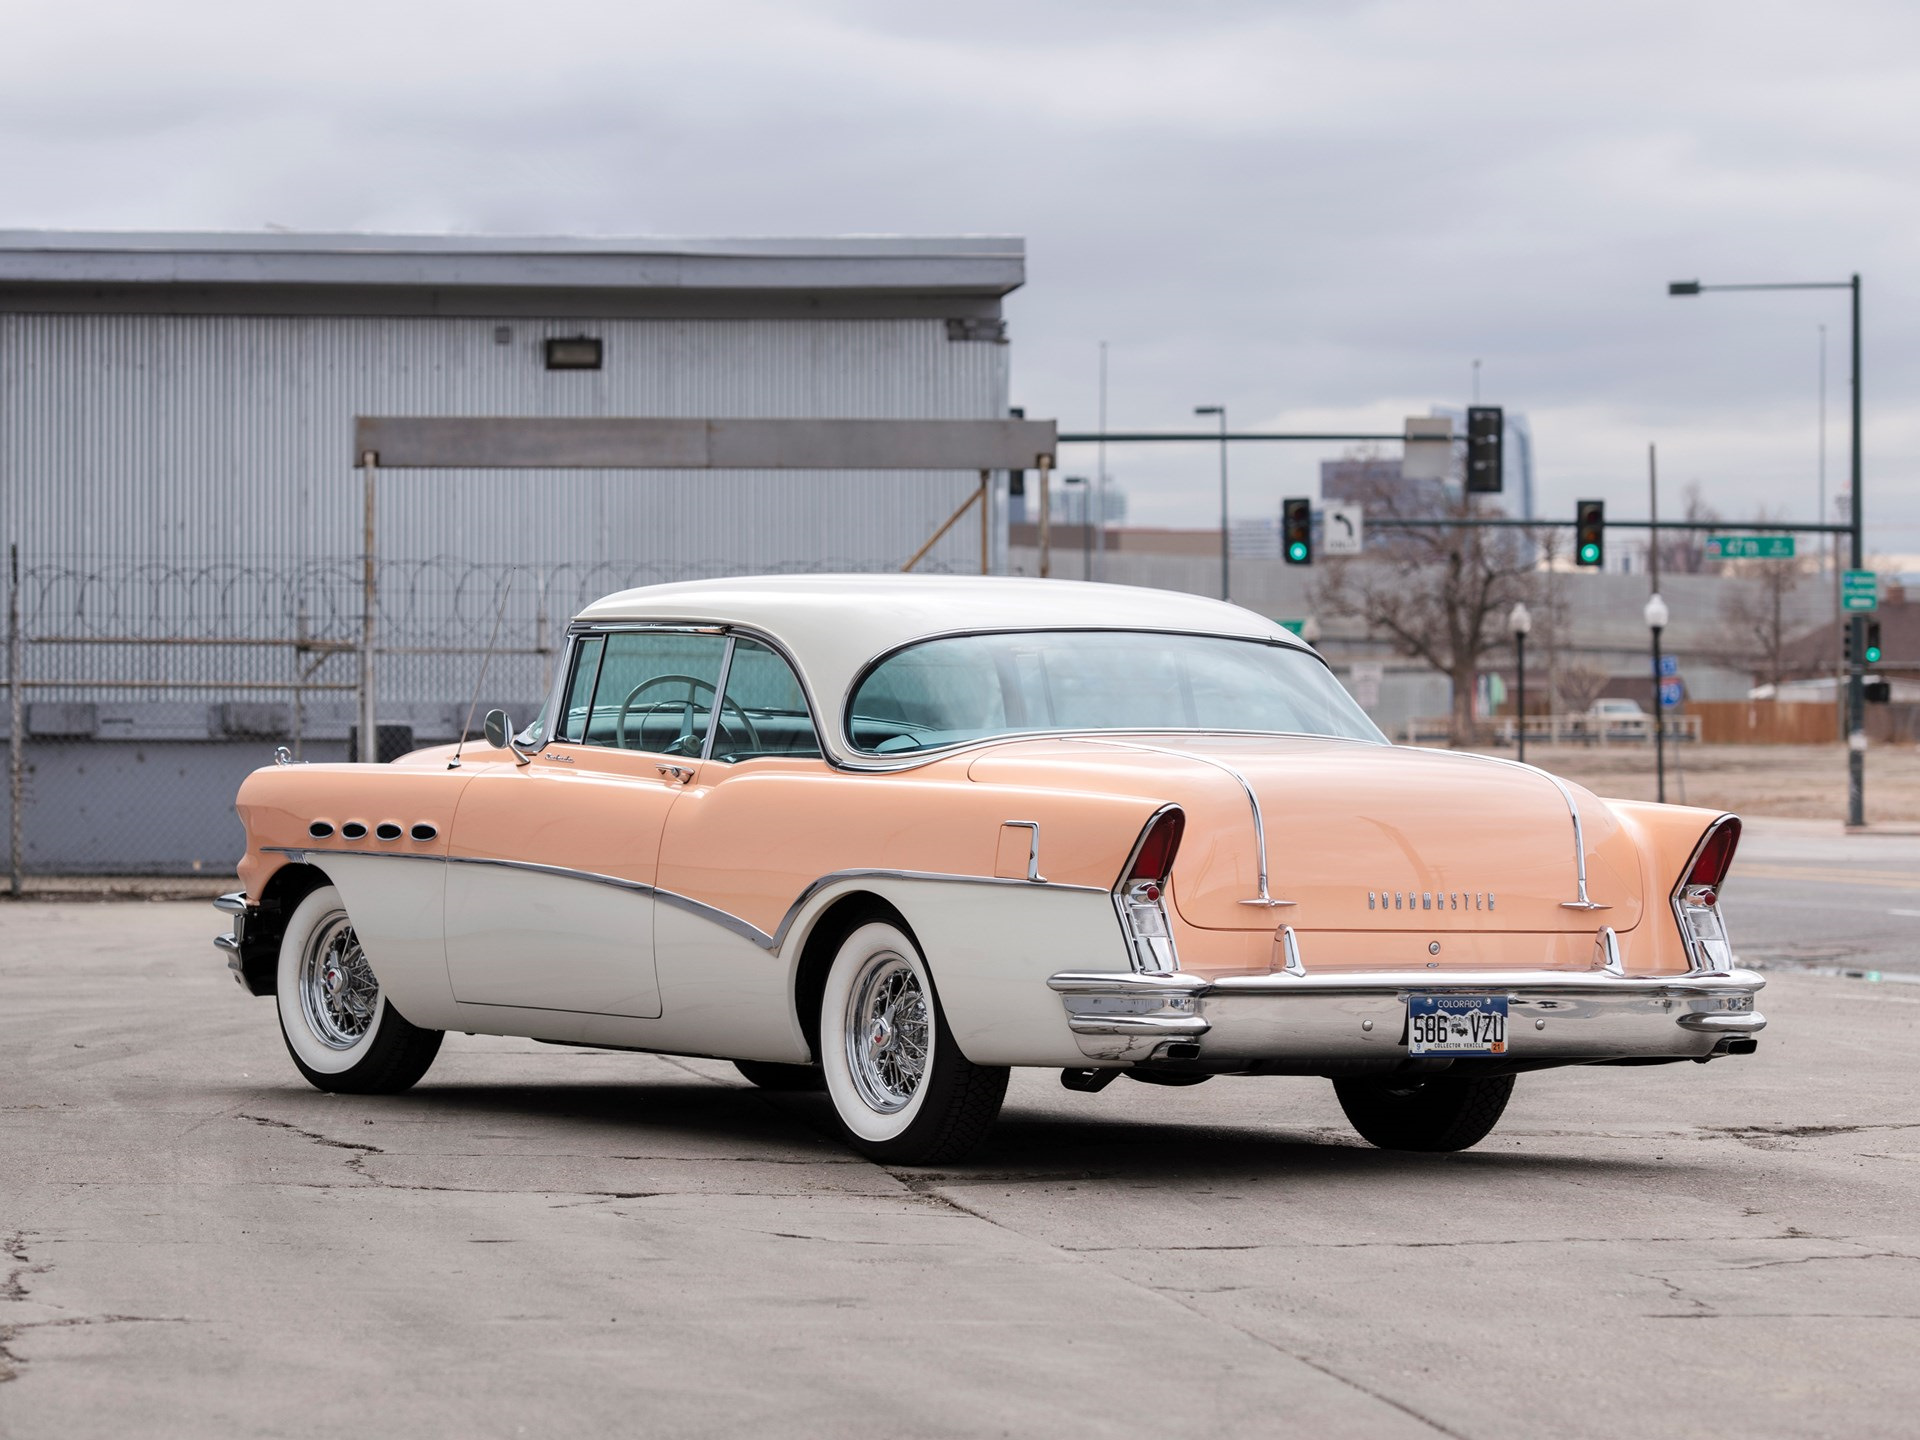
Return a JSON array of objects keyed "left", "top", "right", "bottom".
[
  {"left": 308, "top": 821, "right": 335, "bottom": 839},
  {"left": 374, "top": 822, "right": 403, "bottom": 841},
  {"left": 409, "top": 822, "right": 438, "bottom": 842},
  {"left": 340, "top": 821, "right": 368, "bottom": 840}
]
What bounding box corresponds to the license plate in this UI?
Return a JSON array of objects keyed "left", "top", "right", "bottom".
[{"left": 1407, "top": 995, "right": 1508, "bottom": 1055}]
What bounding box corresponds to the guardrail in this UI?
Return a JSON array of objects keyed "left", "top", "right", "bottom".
[{"left": 1402, "top": 714, "right": 1703, "bottom": 746}]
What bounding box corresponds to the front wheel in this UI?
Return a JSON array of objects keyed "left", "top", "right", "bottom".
[
  {"left": 819, "top": 918, "right": 1007, "bottom": 1165},
  {"left": 275, "top": 885, "right": 443, "bottom": 1095},
  {"left": 1333, "top": 1072, "right": 1515, "bottom": 1152}
]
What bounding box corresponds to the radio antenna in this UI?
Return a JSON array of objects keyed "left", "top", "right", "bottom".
[{"left": 449, "top": 572, "right": 517, "bottom": 770}]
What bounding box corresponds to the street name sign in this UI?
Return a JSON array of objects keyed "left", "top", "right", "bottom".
[
  {"left": 1843, "top": 570, "right": 1879, "bottom": 613},
  {"left": 1707, "top": 534, "right": 1794, "bottom": 560}
]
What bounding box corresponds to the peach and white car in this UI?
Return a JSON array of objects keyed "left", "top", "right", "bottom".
[{"left": 217, "top": 575, "right": 1764, "bottom": 1163}]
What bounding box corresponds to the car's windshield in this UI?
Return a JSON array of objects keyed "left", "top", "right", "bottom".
[{"left": 847, "top": 630, "right": 1386, "bottom": 754}]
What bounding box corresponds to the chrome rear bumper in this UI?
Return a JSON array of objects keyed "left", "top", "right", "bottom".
[{"left": 1046, "top": 967, "right": 1766, "bottom": 1068}]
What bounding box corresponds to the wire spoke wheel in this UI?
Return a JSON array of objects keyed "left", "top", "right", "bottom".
[
  {"left": 844, "top": 953, "right": 930, "bottom": 1113},
  {"left": 818, "top": 916, "right": 1007, "bottom": 1164},
  {"left": 298, "top": 911, "right": 380, "bottom": 1049},
  {"left": 275, "top": 884, "right": 443, "bottom": 1094}
]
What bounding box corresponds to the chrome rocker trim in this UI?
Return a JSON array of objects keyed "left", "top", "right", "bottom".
[
  {"left": 1047, "top": 966, "right": 1767, "bottom": 1066},
  {"left": 262, "top": 846, "right": 1102, "bottom": 955}
]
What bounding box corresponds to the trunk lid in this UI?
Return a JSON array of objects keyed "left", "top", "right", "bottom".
[{"left": 967, "top": 736, "right": 1643, "bottom": 933}]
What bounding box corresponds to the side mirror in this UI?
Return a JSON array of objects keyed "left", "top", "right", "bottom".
[{"left": 483, "top": 708, "right": 534, "bottom": 766}]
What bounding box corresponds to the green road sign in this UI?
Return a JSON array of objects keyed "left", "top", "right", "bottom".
[
  {"left": 1277, "top": 619, "right": 1306, "bottom": 635},
  {"left": 1707, "top": 534, "right": 1795, "bottom": 560},
  {"left": 1843, "top": 570, "right": 1879, "bottom": 613}
]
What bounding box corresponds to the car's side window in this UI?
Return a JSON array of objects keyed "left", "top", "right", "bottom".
[
  {"left": 575, "top": 631, "right": 731, "bottom": 755},
  {"left": 553, "top": 635, "right": 605, "bottom": 744},
  {"left": 713, "top": 638, "right": 822, "bottom": 762}
]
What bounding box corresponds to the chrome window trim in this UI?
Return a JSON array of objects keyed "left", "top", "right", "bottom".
[
  {"left": 265, "top": 846, "right": 1101, "bottom": 956},
  {"left": 838, "top": 625, "right": 1381, "bottom": 766},
  {"left": 547, "top": 626, "right": 735, "bottom": 762}
]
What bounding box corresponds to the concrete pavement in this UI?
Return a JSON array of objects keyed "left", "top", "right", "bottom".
[{"left": 2, "top": 880, "right": 1916, "bottom": 1440}]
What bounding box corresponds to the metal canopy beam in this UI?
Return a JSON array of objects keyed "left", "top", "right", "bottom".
[{"left": 353, "top": 417, "right": 1057, "bottom": 471}]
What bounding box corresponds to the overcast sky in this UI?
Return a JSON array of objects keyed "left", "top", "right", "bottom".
[{"left": 6, "top": 0, "right": 1917, "bottom": 554}]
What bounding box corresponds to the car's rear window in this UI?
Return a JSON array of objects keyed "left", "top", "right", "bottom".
[{"left": 847, "top": 631, "right": 1385, "bottom": 754}]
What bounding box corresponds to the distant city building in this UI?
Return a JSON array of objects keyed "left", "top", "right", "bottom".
[
  {"left": 1230, "top": 517, "right": 1280, "bottom": 559},
  {"left": 1012, "top": 481, "right": 1127, "bottom": 527}
]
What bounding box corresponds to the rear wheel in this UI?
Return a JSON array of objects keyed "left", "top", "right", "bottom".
[
  {"left": 733, "top": 1059, "right": 826, "bottom": 1092},
  {"left": 275, "top": 885, "right": 442, "bottom": 1095},
  {"left": 818, "top": 918, "right": 1007, "bottom": 1165},
  {"left": 1333, "top": 1072, "right": 1515, "bottom": 1152}
]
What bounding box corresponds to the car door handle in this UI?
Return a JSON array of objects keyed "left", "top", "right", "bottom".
[{"left": 656, "top": 764, "right": 695, "bottom": 785}]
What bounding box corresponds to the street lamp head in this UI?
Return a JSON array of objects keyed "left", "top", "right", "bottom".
[
  {"left": 1644, "top": 592, "right": 1670, "bottom": 630},
  {"left": 1509, "top": 601, "right": 1532, "bottom": 638},
  {"left": 1668, "top": 280, "right": 1702, "bottom": 296},
  {"left": 1194, "top": 405, "right": 1224, "bottom": 416}
]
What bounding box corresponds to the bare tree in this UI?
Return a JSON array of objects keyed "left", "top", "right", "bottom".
[
  {"left": 1719, "top": 554, "right": 1804, "bottom": 689},
  {"left": 1554, "top": 662, "right": 1610, "bottom": 716},
  {"left": 1658, "top": 484, "right": 1722, "bottom": 576},
  {"left": 1316, "top": 471, "right": 1538, "bottom": 746}
]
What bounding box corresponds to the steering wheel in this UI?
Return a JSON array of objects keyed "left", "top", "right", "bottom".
[{"left": 614, "top": 674, "right": 761, "bottom": 756}]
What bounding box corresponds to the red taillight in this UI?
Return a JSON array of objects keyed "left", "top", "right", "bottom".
[
  {"left": 1686, "top": 817, "right": 1741, "bottom": 889},
  {"left": 1124, "top": 808, "right": 1185, "bottom": 886}
]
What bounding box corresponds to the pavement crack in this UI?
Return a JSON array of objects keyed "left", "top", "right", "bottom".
[
  {"left": 3, "top": 1232, "right": 42, "bottom": 1304},
  {"left": 892, "top": 1177, "right": 1470, "bottom": 1438},
  {"left": 238, "top": 1113, "right": 384, "bottom": 1184}
]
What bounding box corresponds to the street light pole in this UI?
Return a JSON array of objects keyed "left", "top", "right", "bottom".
[
  {"left": 1669, "top": 273, "right": 1864, "bottom": 825},
  {"left": 1509, "top": 602, "right": 1532, "bottom": 765},
  {"left": 1645, "top": 593, "right": 1669, "bottom": 804},
  {"left": 1195, "top": 405, "right": 1228, "bottom": 601}
]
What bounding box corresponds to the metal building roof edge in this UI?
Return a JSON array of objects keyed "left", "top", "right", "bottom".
[{"left": 0, "top": 230, "right": 1026, "bottom": 296}]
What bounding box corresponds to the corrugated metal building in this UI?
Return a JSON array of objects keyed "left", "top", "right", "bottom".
[{"left": 0, "top": 231, "right": 1025, "bottom": 875}]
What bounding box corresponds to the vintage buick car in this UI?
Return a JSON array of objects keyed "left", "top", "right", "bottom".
[{"left": 217, "top": 576, "right": 1763, "bottom": 1163}]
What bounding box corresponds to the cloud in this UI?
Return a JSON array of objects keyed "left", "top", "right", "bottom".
[{"left": 2, "top": 0, "right": 1916, "bottom": 538}]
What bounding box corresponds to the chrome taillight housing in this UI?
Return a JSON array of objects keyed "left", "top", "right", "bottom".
[
  {"left": 1115, "top": 806, "right": 1185, "bottom": 973},
  {"left": 1672, "top": 816, "right": 1741, "bottom": 974}
]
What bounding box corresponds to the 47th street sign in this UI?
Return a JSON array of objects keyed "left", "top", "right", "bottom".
[{"left": 1707, "top": 534, "right": 1795, "bottom": 560}]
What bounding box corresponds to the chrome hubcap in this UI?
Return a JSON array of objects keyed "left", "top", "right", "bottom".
[
  {"left": 844, "top": 953, "right": 928, "bottom": 1114},
  {"left": 299, "top": 911, "right": 379, "bottom": 1049}
]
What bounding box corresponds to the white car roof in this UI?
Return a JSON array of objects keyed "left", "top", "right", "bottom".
[{"left": 574, "top": 574, "right": 1308, "bottom": 742}]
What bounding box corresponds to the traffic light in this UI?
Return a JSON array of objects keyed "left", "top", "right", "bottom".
[
  {"left": 1865, "top": 620, "right": 1883, "bottom": 665},
  {"left": 1465, "top": 406, "right": 1504, "bottom": 492},
  {"left": 1575, "top": 500, "right": 1604, "bottom": 567},
  {"left": 1282, "top": 498, "right": 1312, "bottom": 564}
]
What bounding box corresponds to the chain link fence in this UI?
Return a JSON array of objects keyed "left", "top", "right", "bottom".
[{"left": 3, "top": 551, "right": 954, "bottom": 882}]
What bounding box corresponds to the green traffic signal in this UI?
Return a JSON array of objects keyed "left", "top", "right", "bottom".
[
  {"left": 1579, "top": 542, "right": 1599, "bottom": 564},
  {"left": 1287, "top": 541, "right": 1308, "bottom": 563},
  {"left": 1865, "top": 644, "right": 1883, "bottom": 663}
]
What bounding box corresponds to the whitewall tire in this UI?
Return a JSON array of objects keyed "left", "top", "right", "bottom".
[
  {"left": 818, "top": 918, "right": 1007, "bottom": 1164},
  {"left": 275, "top": 885, "right": 443, "bottom": 1094}
]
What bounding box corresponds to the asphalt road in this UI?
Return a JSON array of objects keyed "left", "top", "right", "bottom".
[{"left": 3, "top": 829, "right": 1916, "bottom": 1440}]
